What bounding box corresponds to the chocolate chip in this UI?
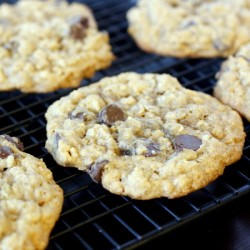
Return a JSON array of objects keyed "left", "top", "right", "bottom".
[
  {"left": 181, "top": 20, "right": 197, "bottom": 29},
  {"left": 0, "top": 146, "right": 13, "bottom": 159},
  {"left": 54, "top": 0, "right": 64, "bottom": 5},
  {"left": 213, "top": 39, "right": 228, "bottom": 52},
  {"left": 144, "top": 142, "right": 161, "bottom": 157},
  {"left": 237, "top": 55, "right": 250, "bottom": 62},
  {"left": 87, "top": 160, "right": 109, "bottom": 183},
  {"left": 120, "top": 139, "right": 160, "bottom": 157},
  {"left": 3, "top": 41, "right": 18, "bottom": 52},
  {"left": 174, "top": 134, "right": 202, "bottom": 151},
  {"left": 55, "top": 133, "right": 61, "bottom": 148},
  {"left": 69, "top": 16, "right": 89, "bottom": 40},
  {"left": 68, "top": 111, "right": 85, "bottom": 120},
  {"left": 98, "top": 104, "right": 126, "bottom": 126},
  {"left": 170, "top": 2, "right": 178, "bottom": 7},
  {"left": 0, "top": 19, "right": 10, "bottom": 26},
  {"left": 2, "top": 135, "right": 24, "bottom": 151},
  {"left": 120, "top": 148, "right": 132, "bottom": 156}
]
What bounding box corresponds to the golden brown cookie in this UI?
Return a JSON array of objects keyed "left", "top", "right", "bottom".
[
  {"left": 214, "top": 42, "right": 250, "bottom": 121},
  {"left": 0, "top": 0, "right": 114, "bottom": 93},
  {"left": 0, "top": 134, "right": 63, "bottom": 250},
  {"left": 45, "top": 72, "right": 245, "bottom": 199},
  {"left": 127, "top": 0, "right": 250, "bottom": 58}
]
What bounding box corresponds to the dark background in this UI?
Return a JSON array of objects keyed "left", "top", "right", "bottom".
[{"left": 139, "top": 193, "right": 250, "bottom": 250}]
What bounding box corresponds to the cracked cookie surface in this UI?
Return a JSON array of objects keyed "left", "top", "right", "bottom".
[
  {"left": 0, "top": 0, "right": 114, "bottom": 93},
  {"left": 214, "top": 42, "right": 250, "bottom": 121},
  {"left": 127, "top": 0, "right": 250, "bottom": 58},
  {"left": 0, "top": 135, "right": 63, "bottom": 250},
  {"left": 45, "top": 72, "right": 245, "bottom": 199}
]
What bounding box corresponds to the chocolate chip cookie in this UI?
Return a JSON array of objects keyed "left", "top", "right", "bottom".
[
  {"left": 0, "top": 134, "right": 63, "bottom": 250},
  {"left": 0, "top": 0, "right": 114, "bottom": 93},
  {"left": 45, "top": 72, "right": 245, "bottom": 199},
  {"left": 127, "top": 0, "right": 250, "bottom": 58},
  {"left": 214, "top": 42, "right": 250, "bottom": 121}
]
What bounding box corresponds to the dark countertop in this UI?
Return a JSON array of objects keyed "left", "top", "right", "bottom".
[{"left": 138, "top": 193, "right": 250, "bottom": 250}]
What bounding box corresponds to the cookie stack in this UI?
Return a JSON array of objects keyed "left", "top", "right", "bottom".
[{"left": 0, "top": 1, "right": 249, "bottom": 249}]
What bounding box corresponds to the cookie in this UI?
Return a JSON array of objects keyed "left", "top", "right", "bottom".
[
  {"left": 214, "top": 43, "right": 250, "bottom": 121},
  {"left": 127, "top": 0, "right": 250, "bottom": 58},
  {"left": 0, "top": 0, "right": 114, "bottom": 93},
  {"left": 45, "top": 72, "right": 245, "bottom": 199},
  {"left": 0, "top": 134, "right": 63, "bottom": 250}
]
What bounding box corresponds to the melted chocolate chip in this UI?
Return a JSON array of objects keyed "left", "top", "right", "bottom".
[
  {"left": 98, "top": 104, "right": 126, "bottom": 126},
  {"left": 69, "top": 16, "right": 89, "bottom": 40},
  {"left": 174, "top": 134, "right": 202, "bottom": 151},
  {"left": 0, "top": 146, "right": 13, "bottom": 159},
  {"left": 2, "top": 135, "right": 24, "bottom": 151},
  {"left": 68, "top": 111, "right": 85, "bottom": 120},
  {"left": 144, "top": 142, "right": 161, "bottom": 157},
  {"left": 87, "top": 160, "right": 109, "bottom": 183}
]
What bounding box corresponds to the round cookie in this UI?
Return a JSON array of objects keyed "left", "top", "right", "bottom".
[
  {"left": 0, "top": 135, "right": 63, "bottom": 250},
  {"left": 214, "top": 42, "right": 250, "bottom": 121},
  {"left": 0, "top": 0, "right": 114, "bottom": 93},
  {"left": 45, "top": 72, "right": 245, "bottom": 199},
  {"left": 127, "top": 0, "right": 250, "bottom": 58}
]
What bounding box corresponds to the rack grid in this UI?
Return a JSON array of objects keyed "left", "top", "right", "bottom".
[{"left": 0, "top": 1, "right": 250, "bottom": 249}]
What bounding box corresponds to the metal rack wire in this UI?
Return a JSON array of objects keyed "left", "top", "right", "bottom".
[{"left": 0, "top": 0, "right": 250, "bottom": 249}]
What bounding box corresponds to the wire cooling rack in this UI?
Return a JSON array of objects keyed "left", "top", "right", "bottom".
[{"left": 1, "top": 0, "right": 250, "bottom": 249}]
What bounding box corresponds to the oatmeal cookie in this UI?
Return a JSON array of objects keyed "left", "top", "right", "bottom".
[
  {"left": 0, "top": 134, "right": 63, "bottom": 250},
  {"left": 45, "top": 72, "right": 245, "bottom": 199},
  {"left": 214, "top": 42, "right": 250, "bottom": 121},
  {"left": 127, "top": 0, "right": 250, "bottom": 58},
  {"left": 0, "top": 0, "right": 114, "bottom": 93}
]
